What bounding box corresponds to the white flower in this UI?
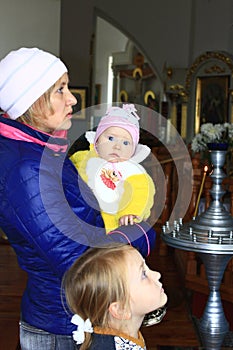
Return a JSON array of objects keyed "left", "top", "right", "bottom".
[
  {"left": 226, "top": 123, "right": 233, "bottom": 139},
  {"left": 200, "top": 123, "right": 224, "bottom": 141},
  {"left": 191, "top": 122, "right": 233, "bottom": 153},
  {"left": 191, "top": 133, "right": 207, "bottom": 152}
]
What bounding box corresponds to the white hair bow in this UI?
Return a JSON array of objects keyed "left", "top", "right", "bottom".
[{"left": 71, "top": 314, "right": 93, "bottom": 345}]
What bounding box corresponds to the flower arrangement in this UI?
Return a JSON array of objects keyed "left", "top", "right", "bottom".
[{"left": 191, "top": 122, "right": 233, "bottom": 153}]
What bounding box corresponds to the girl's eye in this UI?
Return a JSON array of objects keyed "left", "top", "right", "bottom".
[
  {"left": 123, "top": 140, "right": 130, "bottom": 146},
  {"left": 142, "top": 269, "right": 148, "bottom": 279},
  {"left": 108, "top": 136, "right": 114, "bottom": 141}
]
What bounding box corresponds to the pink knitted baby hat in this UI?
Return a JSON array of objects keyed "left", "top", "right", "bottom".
[
  {"left": 0, "top": 47, "right": 67, "bottom": 119},
  {"left": 94, "top": 104, "right": 140, "bottom": 149}
]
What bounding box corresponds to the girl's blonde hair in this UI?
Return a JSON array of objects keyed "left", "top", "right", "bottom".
[{"left": 63, "top": 243, "right": 135, "bottom": 349}]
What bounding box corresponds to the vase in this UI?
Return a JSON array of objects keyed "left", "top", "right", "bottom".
[{"left": 207, "top": 142, "right": 229, "bottom": 151}]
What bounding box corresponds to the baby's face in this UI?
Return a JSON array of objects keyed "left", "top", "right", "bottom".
[{"left": 96, "top": 126, "right": 135, "bottom": 162}]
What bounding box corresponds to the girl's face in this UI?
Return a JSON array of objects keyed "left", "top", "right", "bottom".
[
  {"left": 38, "top": 73, "right": 77, "bottom": 133},
  {"left": 127, "top": 249, "right": 167, "bottom": 320},
  {"left": 95, "top": 126, "right": 135, "bottom": 162}
]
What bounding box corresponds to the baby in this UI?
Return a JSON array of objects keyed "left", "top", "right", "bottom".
[{"left": 70, "top": 104, "right": 155, "bottom": 233}]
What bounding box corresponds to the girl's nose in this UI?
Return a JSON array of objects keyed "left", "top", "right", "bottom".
[{"left": 150, "top": 270, "right": 161, "bottom": 283}]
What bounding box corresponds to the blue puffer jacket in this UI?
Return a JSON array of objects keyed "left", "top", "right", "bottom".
[{"left": 0, "top": 115, "right": 156, "bottom": 335}]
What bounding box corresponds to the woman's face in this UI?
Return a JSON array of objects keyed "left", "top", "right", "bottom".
[
  {"left": 127, "top": 249, "right": 167, "bottom": 319},
  {"left": 38, "top": 73, "right": 77, "bottom": 133}
]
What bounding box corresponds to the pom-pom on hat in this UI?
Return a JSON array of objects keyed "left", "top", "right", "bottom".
[
  {"left": 94, "top": 104, "right": 140, "bottom": 149},
  {"left": 0, "top": 47, "right": 67, "bottom": 119}
]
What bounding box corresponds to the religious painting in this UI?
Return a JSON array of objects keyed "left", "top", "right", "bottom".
[{"left": 195, "top": 76, "right": 229, "bottom": 133}]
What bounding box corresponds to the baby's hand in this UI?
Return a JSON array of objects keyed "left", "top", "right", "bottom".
[{"left": 119, "top": 215, "right": 140, "bottom": 226}]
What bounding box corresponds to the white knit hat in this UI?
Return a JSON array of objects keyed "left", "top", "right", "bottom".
[{"left": 0, "top": 47, "right": 67, "bottom": 119}]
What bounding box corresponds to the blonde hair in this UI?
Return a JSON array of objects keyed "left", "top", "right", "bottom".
[
  {"left": 63, "top": 243, "right": 134, "bottom": 349},
  {"left": 16, "top": 83, "right": 55, "bottom": 128}
]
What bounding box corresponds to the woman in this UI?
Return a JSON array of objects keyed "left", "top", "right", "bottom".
[{"left": 0, "top": 47, "right": 156, "bottom": 350}]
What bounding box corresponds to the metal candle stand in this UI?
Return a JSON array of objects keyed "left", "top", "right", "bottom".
[{"left": 161, "top": 150, "right": 233, "bottom": 349}]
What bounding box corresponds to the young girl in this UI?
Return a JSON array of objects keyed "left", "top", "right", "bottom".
[
  {"left": 70, "top": 104, "right": 155, "bottom": 233},
  {"left": 63, "top": 243, "right": 167, "bottom": 350}
]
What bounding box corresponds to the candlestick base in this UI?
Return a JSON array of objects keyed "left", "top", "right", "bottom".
[
  {"left": 162, "top": 149, "right": 233, "bottom": 349},
  {"left": 193, "top": 317, "right": 233, "bottom": 348}
]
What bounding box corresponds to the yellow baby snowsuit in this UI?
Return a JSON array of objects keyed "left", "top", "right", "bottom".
[{"left": 70, "top": 131, "right": 155, "bottom": 233}]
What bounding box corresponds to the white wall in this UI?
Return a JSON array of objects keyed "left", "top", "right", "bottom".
[
  {"left": 94, "top": 0, "right": 192, "bottom": 74},
  {"left": 61, "top": 0, "right": 233, "bottom": 82},
  {"left": 0, "top": 0, "right": 61, "bottom": 59},
  {"left": 94, "top": 17, "right": 128, "bottom": 105},
  {"left": 192, "top": 0, "right": 233, "bottom": 58},
  {"left": 60, "top": 0, "right": 233, "bottom": 143}
]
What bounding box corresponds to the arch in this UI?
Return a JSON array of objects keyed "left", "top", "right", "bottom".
[
  {"left": 185, "top": 51, "right": 233, "bottom": 95},
  {"left": 94, "top": 7, "right": 160, "bottom": 78}
]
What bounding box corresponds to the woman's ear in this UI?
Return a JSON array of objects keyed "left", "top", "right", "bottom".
[{"left": 109, "top": 302, "right": 131, "bottom": 320}]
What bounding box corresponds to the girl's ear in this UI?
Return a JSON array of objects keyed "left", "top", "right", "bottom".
[{"left": 109, "top": 302, "right": 131, "bottom": 320}]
